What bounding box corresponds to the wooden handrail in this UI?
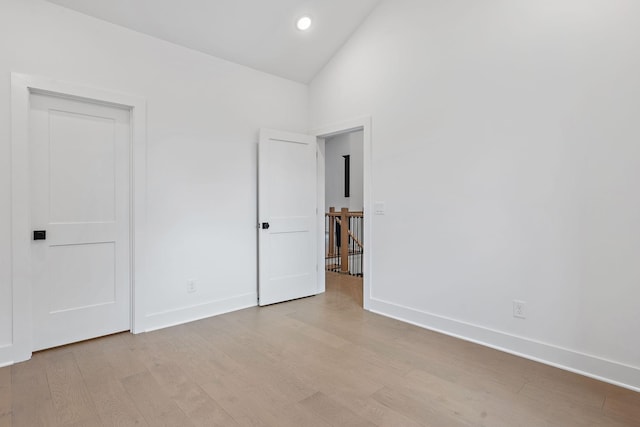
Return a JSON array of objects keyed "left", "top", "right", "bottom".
[
  {"left": 334, "top": 217, "right": 363, "bottom": 249},
  {"left": 326, "top": 211, "right": 363, "bottom": 218},
  {"left": 348, "top": 230, "right": 363, "bottom": 249}
]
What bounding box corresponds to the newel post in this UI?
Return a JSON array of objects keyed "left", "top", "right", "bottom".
[{"left": 341, "top": 207, "right": 349, "bottom": 274}]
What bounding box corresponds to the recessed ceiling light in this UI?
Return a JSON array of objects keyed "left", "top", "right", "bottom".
[{"left": 296, "top": 16, "right": 312, "bottom": 31}]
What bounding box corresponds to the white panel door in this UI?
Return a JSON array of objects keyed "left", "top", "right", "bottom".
[
  {"left": 258, "top": 129, "right": 318, "bottom": 306},
  {"left": 30, "top": 92, "right": 131, "bottom": 351}
]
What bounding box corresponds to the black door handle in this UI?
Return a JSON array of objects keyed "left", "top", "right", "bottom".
[
  {"left": 33, "top": 230, "right": 46, "bottom": 240},
  {"left": 261, "top": 222, "right": 270, "bottom": 230}
]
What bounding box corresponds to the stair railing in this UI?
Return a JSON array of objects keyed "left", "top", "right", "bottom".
[{"left": 325, "top": 207, "right": 364, "bottom": 276}]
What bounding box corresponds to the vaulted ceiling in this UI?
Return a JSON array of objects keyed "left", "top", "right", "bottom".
[{"left": 46, "top": 0, "right": 381, "bottom": 83}]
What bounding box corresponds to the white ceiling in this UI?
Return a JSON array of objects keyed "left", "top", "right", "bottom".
[{"left": 45, "top": 0, "right": 381, "bottom": 83}]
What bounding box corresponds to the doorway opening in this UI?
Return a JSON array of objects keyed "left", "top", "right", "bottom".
[
  {"left": 314, "top": 117, "right": 372, "bottom": 310},
  {"left": 323, "top": 129, "right": 364, "bottom": 307}
]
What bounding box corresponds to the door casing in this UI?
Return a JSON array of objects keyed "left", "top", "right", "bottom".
[
  {"left": 10, "top": 73, "right": 147, "bottom": 363},
  {"left": 313, "top": 117, "right": 372, "bottom": 310}
]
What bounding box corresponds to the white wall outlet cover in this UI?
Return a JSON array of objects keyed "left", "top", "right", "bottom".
[
  {"left": 374, "top": 201, "right": 385, "bottom": 215},
  {"left": 187, "top": 280, "right": 197, "bottom": 293},
  {"left": 513, "top": 300, "right": 526, "bottom": 319}
]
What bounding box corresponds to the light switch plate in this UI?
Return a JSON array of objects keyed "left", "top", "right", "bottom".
[{"left": 374, "top": 202, "right": 385, "bottom": 215}]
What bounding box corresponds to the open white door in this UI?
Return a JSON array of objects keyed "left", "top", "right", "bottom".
[{"left": 258, "top": 129, "right": 318, "bottom": 306}]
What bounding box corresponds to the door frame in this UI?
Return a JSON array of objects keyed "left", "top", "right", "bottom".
[
  {"left": 10, "top": 73, "right": 147, "bottom": 363},
  {"left": 313, "top": 116, "right": 372, "bottom": 310}
]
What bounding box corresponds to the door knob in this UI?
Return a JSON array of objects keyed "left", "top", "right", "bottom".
[
  {"left": 261, "top": 222, "right": 270, "bottom": 230},
  {"left": 33, "top": 230, "right": 46, "bottom": 240}
]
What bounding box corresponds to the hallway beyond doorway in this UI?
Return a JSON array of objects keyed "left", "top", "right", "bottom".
[{"left": 326, "top": 271, "right": 363, "bottom": 308}]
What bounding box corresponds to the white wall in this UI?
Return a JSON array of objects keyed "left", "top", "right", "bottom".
[
  {"left": 310, "top": 0, "right": 640, "bottom": 390},
  {"left": 325, "top": 131, "right": 364, "bottom": 212},
  {"left": 348, "top": 131, "right": 364, "bottom": 212},
  {"left": 0, "top": 0, "right": 308, "bottom": 363}
]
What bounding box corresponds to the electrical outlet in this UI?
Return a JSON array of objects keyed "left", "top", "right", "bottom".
[
  {"left": 513, "top": 300, "right": 526, "bottom": 319},
  {"left": 187, "top": 280, "right": 197, "bottom": 293}
]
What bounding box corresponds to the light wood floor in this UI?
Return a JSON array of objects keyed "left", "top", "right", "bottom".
[{"left": 1, "top": 274, "right": 638, "bottom": 426}]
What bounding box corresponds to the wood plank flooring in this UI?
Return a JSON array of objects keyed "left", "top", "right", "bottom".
[{"left": 1, "top": 274, "right": 638, "bottom": 426}]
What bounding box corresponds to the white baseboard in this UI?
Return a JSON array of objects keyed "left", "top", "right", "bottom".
[
  {"left": 0, "top": 294, "right": 257, "bottom": 367},
  {"left": 144, "top": 292, "right": 257, "bottom": 333},
  {"left": 369, "top": 297, "right": 640, "bottom": 393}
]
